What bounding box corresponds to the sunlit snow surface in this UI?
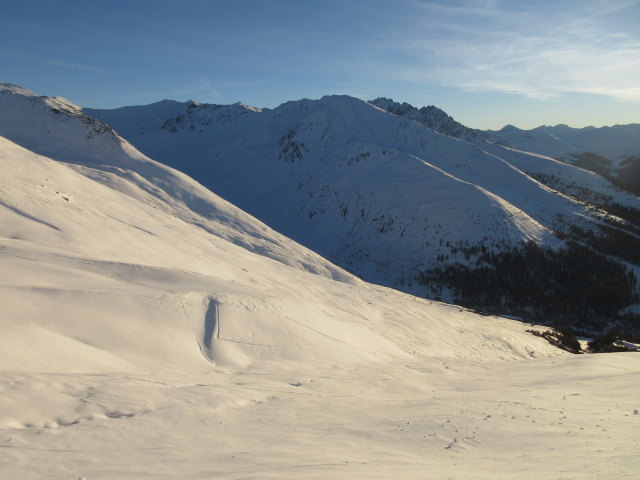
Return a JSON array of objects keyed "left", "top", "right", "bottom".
[
  {"left": 1, "top": 84, "right": 639, "bottom": 479},
  {"left": 2, "top": 356, "right": 639, "bottom": 479}
]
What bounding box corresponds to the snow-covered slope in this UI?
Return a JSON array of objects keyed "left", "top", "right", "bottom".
[
  {"left": 86, "top": 94, "right": 640, "bottom": 300},
  {"left": 1, "top": 82, "right": 565, "bottom": 371},
  {"left": 2, "top": 84, "right": 639, "bottom": 480}
]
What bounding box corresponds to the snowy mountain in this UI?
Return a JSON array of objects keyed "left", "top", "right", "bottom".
[
  {"left": 486, "top": 123, "right": 640, "bottom": 168},
  {"left": 368, "top": 97, "right": 484, "bottom": 142},
  {"left": 369, "top": 98, "right": 640, "bottom": 191},
  {"left": 2, "top": 82, "right": 564, "bottom": 368},
  {"left": 485, "top": 123, "right": 640, "bottom": 191},
  {"left": 86, "top": 93, "right": 640, "bottom": 331},
  {"left": 369, "top": 98, "right": 640, "bottom": 190},
  {"left": 2, "top": 83, "right": 639, "bottom": 479}
]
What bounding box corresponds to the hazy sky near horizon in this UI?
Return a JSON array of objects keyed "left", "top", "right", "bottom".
[{"left": 1, "top": 0, "right": 638, "bottom": 129}]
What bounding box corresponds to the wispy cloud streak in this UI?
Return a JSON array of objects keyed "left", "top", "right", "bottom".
[
  {"left": 391, "top": 0, "right": 640, "bottom": 101},
  {"left": 0, "top": 50, "right": 108, "bottom": 73}
]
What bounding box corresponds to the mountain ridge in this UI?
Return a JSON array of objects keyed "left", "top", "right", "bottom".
[{"left": 82, "top": 90, "right": 640, "bottom": 333}]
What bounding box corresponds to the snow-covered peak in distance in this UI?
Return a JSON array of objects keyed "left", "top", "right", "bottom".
[
  {"left": 483, "top": 122, "right": 640, "bottom": 193},
  {"left": 486, "top": 122, "right": 640, "bottom": 165},
  {"left": 367, "top": 96, "right": 640, "bottom": 171},
  {"left": 367, "top": 95, "right": 639, "bottom": 177},
  {"left": 0, "top": 82, "right": 82, "bottom": 114},
  {"left": 84, "top": 98, "right": 265, "bottom": 138},
  {"left": 368, "top": 97, "right": 484, "bottom": 142},
  {"left": 368, "top": 96, "right": 640, "bottom": 194}
]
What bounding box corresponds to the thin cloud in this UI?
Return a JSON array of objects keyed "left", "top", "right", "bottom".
[
  {"left": 391, "top": 0, "right": 640, "bottom": 101},
  {"left": 115, "top": 80, "right": 225, "bottom": 104},
  {"left": 0, "top": 51, "right": 108, "bottom": 73},
  {"left": 416, "top": 0, "right": 503, "bottom": 17}
]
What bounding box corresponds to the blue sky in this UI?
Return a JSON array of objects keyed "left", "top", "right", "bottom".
[{"left": 1, "top": 0, "right": 638, "bottom": 129}]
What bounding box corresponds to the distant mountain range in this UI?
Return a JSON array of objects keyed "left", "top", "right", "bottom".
[
  {"left": 82, "top": 94, "right": 640, "bottom": 334},
  {"left": 369, "top": 97, "right": 640, "bottom": 192},
  {"left": 486, "top": 123, "right": 640, "bottom": 193}
]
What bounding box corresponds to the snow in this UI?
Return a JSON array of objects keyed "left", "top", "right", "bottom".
[
  {"left": 0, "top": 136, "right": 556, "bottom": 370},
  {"left": 83, "top": 93, "right": 640, "bottom": 294},
  {"left": 369, "top": 97, "right": 481, "bottom": 142},
  {"left": 2, "top": 354, "right": 639, "bottom": 479},
  {"left": 1, "top": 84, "right": 639, "bottom": 478},
  {"left": 486, "top": 123, "right": 640, "bottom": 167}
]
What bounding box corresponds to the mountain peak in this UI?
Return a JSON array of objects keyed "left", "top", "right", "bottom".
[
  {"left": 232, "top": 101, "right": 264, "bottom": 113},
  {"left": 0, "top": 82, "right": 33, "bottom": 94},
  {"left": 369, "top": 97, "right": 481, "bottom": 141},
  {"left": 369, "top": 97, "right": 442, "bottom": 113}
]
